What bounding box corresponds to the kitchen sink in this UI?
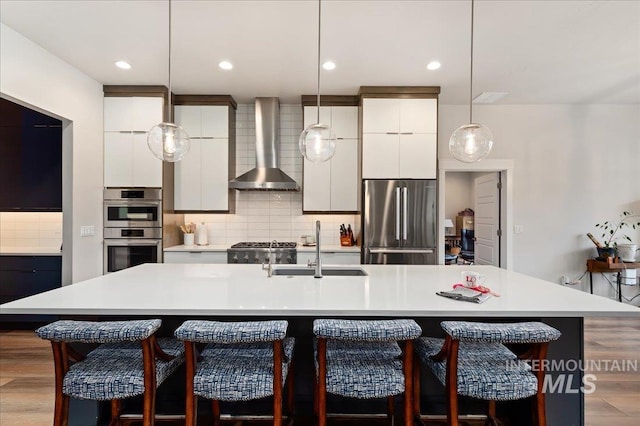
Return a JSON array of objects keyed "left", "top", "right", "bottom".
[{"left": 271, "top": 267, "right": 368, "bottom": 277}]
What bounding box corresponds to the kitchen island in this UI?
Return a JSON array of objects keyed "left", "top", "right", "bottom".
[{"left": 1, "top": 263, "right": 637, "bottom": 425}]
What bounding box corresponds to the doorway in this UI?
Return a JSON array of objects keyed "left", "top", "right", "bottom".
[{"left": 437, "top": 159, "right": 514, "bottom": 269}]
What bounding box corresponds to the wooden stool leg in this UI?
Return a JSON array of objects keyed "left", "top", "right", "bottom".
[
  {"left": 273, "top": 341, "right": 283, "bottom": 426},
  {"left": 403, "top": 340, "right": 414, "bottom": 426},
  {"left": 286, "top": 356, "right": 295, "bottom": 417},
  {"left": 212, "top": 400, "right": 221, "bottom": 426},
  {"left": 141, "top": 339, "right": 157, "bottom": 426},
  {"left": 445, "top": 340, "right": 460, "bottom": 426},
  {"left": 485, "top": 400, "right": 497, "bottom": 426},
  {"left": 184, "top": 342, "right": 198, "bottom": 426},
  {"left": 413, "top": 350, "right": 421, "bottom": 419},
  {"left": 534, "top": 390, "right": 547, "bottom": 426},
  {"left": 317, "top": 338, "right": 327, "bottom": 426},
  {"left": 109, "top": 399, "right": 121, "bottom": 426},
  {"left": 51, "top": 342, "right": 70, "bottom": 426},
  {"left": 387, "top": 395, "right": 395, "bottom": 425}
]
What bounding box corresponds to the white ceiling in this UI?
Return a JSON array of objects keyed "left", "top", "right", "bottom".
[{"left": 1, "top": 0, "right": 639, "bottom": 105}]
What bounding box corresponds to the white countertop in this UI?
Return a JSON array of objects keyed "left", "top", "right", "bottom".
[
  {"left": 296, "top": 244, "right": 360, "bottom": 253},
  {"left": 0, "top": 247, "right": 62, "bottom": 256},
  {"left": 1, "top": 264, "right": 637, "bottom": 317},
  {"left": 164, "top": 244, "right": 360, "bottom": 253},
  {"left": 164, "top": 244, "right": 228, "bottom": 252}
]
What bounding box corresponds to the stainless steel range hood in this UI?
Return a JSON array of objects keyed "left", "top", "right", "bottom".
[{"left": 229, "top": 98, "right": 300, "bottom": 191}]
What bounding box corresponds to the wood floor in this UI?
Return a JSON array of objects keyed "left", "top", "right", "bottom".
[{"left": 1, "top": 317, "right": 638, "bottom": 425}]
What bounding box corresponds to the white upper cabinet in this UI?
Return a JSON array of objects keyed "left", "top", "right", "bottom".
[
  {"left": 303, "top": 105, "right": 359, "bottom": 212},
  {"left": 103, "top": 96, "right": 164, "bottom": 187},
  {"left": 104, "top": 97, "right": 163, "bottom": 132},
  {"left": 174, "top": 103, "right": 233, "bottom": 211},
  {"left": 362, "top": 97, "right": 437, "bottom": 179}
]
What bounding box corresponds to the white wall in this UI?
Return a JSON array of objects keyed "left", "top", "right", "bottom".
[
  {"left": 440, "top": 104, "right": 640, "bottom": 303},
  {"left": 444, "top": 172, "right": 473, "bottom": 221},
  {"left": 1, "top": 23, "right": 104, "bottom": 283}
]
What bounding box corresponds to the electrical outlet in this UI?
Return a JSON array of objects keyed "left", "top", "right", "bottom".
[
  {"left": 80, "top": 225, "right": 95, "bottom": 237},
  {"left": 514, "top": 225, "right": 524, "bottom": 234}
]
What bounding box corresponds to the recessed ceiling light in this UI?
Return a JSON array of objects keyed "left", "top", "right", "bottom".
[
  {"left": 219, "top": 61, "right": 233, "bottom": 70},
  {"left": 473, "top": 92, "right": 509, "bottom": 104},
  {"left": 115, "top": 60, "right": 132, "bottom": 70},
  {"left": 426, "top": 61, "right": 441, "bottom": 71},
  {"left": 322, "top": 61, "right": 336, "bottom": 71}
]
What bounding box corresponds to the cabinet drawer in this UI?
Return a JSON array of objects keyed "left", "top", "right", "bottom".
[
  {"left": 297, "top": 252, "right": 361, "bottom": 265},
  {"left": 0, "top": 256, "right": 62, "bottom": 271},
  {"left": 164, "top": 251, "right": 227, "bottom": 264},
  {"left": 0, "top": 270, "right": 61, "bottom": 298}
]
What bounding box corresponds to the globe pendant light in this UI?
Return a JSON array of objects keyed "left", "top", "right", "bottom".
[
  {"left": 449, "top": 0, "right": 493, "bottom": 163},
  {"left": 299, "top": 0, "right": 337, "bottom": 163},
  {"left": 148, "top": 0, "right": 190, "bottom": 162}
]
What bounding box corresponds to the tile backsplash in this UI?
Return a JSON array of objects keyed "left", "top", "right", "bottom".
[
  {"left": 184, "top": 103, "right": 360, "bottom": 246},
  {"left": 0, "top": 212, "right": 63, "bottom": 249}
]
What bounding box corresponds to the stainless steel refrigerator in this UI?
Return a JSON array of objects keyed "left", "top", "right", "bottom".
[{"left": 362, "top": 179, "right": 437, "bottom": 264}]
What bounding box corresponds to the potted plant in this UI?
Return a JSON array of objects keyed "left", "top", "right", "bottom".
[{"left": 593, "top": 211, "right": 640, "bottom": 259}]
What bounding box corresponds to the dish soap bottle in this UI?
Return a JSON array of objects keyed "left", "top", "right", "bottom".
[{"left": 196, "top": 222, "right": 208, "bottom": 246}]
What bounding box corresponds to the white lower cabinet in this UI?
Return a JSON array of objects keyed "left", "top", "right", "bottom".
[
  {"left": 164, "top": 251, "right": 226, "bottom": 264},
  {"left": 296, "top": 251, "right": 361, "bottom": 265}
]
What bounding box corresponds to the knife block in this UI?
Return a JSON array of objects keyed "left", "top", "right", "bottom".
[{"left": 340, "top": 235, "right": 354, "bottom": 246}]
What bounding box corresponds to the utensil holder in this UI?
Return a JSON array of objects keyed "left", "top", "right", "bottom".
[
  {"left": 340, "top": 235, "right": 353, "bottom": 247},
  {"left": 184, "top": 233, "right": 195, "bottom": 246}
]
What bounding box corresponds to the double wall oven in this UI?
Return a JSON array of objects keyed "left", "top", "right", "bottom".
[{"left": 103, "top": 188, "right": 162, "bottom": 273}]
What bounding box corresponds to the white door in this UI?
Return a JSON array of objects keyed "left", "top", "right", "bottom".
[{"left": 474, "top": 173, "right": 500, "bottom": 266}]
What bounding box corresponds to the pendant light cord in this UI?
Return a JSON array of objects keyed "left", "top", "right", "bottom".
[
  {"left": 167, "top": 0, "right": 173, "bottom": 122},
  {"left": 469, "top": 0, "right": 474, "bottom": 124},
  {"left": 316, "top": 0, "right": 322, "bottom": 123}
]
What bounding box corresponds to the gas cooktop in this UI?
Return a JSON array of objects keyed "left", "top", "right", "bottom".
[
  {"left": 227, "top": 241, "right": 297, "bottom": 264},
  {"left": 230, "top": 242, "right": 297, "bottom": 249}
]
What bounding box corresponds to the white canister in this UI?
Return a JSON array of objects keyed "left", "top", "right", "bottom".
[
  {"left": 183, "top": 233, "right": 195, "bottom": 246},
  {"left": 196, "top": 223, "right": 208, "bottom": 246},
  {"left": 617, "top": 244, "right": 638, "bottom": 262}
]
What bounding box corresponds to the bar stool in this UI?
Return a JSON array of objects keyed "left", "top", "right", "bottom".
[
  {"left": 414, "top": 321, "right": 561, "bottom": 426},
  {"left": 313, "top": 319, "right": 422, "bottom": 426},
  {"left": 35, "top": 319, "right": 185, "bottom": 426},
  {"left": 174, "top": 320, "right": 295, "bottom": 426}
]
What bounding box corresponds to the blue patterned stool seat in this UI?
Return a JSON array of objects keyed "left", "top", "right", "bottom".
[
  {"left": 36, "top": 319, "right": 162, "bottom": 343},
  {"left": 193, "top": 338, "right": 295, "bottom": 401},
  {"left": 63, "top": 338, "right": 185, "bottom": 400},
  {"left": 319, "top": 340, "right": 405, "bottom": 399},
  {"left": 313, "top": 319, "right": 422, "bottom": 341},
  {"left": 416, "top": 337, "right": 536, "bottom": 401}
]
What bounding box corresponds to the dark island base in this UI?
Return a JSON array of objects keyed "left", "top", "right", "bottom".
[{"left": 57, "top": 316, "right": 583, "bottom": 426}]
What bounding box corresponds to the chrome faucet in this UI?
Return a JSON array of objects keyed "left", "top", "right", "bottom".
[
  {"left": 307, "top": 220, "right": 322, "bottom": 278},
  {"left": 263, "top": 239, "right": 277, "bottom": 277}
]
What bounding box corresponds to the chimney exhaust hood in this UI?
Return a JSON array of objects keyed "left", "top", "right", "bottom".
[{"left": 229, "top": 98, "right": 300, "bottom": 191}]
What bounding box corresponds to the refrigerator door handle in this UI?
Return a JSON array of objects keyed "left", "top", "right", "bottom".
[
  {"left": 395, "top": 186, "right": 401, "bottom": 240},
  {"left": 369, "top": 248, "right": 434, "bottom": 254},
  {"left": 403, "top": 186, "right": 408, "bottom": 240}
]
